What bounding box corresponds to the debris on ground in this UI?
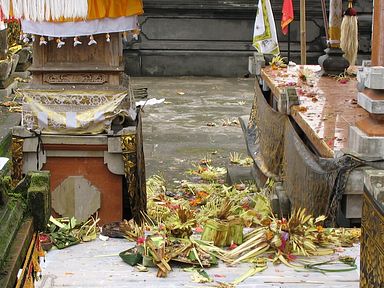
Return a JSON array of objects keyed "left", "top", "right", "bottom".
[{"left": 40, "top": 156, "right": 361, "bottom": 286}]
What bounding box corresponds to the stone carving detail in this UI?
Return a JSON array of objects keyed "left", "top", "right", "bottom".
[
  {"left": 52, "top": 176, "right": 101, "bottom": 223},
  {"left": 43, "top": 73, "right": 108, "bottom": 84}
]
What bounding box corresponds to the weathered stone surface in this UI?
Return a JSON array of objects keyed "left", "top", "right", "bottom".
[
  {"left": 0, "top": 218, "right": 33, "bottom": 288},
  {"left": 363, "top": 169, "right": 384, "bottom": 205},
  {"left": 52, "top": 176, "right": 101, "bottom": 223},
  {"left": 27, "top": 171, "right": 51, "bottom": 231},
  {"left": 0, "top": 59, "right": 12, "bottom": 81},
  {"left": 358, "top": 91, "right": 384, "bottom": 114},
  {"left": 0, "top": 81, "right": 17, "bottom": 98},
  {"left": 226, "top": 165, "right": 254, "bottom": 185},
  {"left": 16, "top": 47, "right": 32, "bottom": 64},
  {"left": 348, "top": 126, "right": 384, "bottom": 157},
  {"left": 124, "top": 0, "right": 373, "bottom": 76},
  {"left": 0, "top": 198, "right": 24, "bottom": 271}
]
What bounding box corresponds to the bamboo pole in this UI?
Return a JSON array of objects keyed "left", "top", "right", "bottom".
[{"left": 300, "top": 0, "right": 306, "bottom": 64}]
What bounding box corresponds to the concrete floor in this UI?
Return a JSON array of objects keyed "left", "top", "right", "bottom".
[
  {"left": 36, "top": 237, "right": 360, "bottom": 288},
  {"left": 137, "top": 77, "right": 253, "bottom": 183},
  {"left": 34, "top": 77, "right": 360, "bottom": 288}
]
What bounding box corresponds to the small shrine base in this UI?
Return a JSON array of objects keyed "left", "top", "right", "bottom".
[{"left": 12, "top": 129, "right": 133, "bottom": 225}]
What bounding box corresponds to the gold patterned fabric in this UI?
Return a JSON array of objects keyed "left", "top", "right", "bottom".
[
  {"left": 11, "top": 136, "right": 24, "bottom": 187},
  {"left": 249, "top": 81, "right": 285, "bottom": 178},
  {"left": 360, "top": 192, "right": 384, "bottom": 287},
  {"left": 18, "top": 89, "right": 132, "bottom": 135},
  {"left": 120, "top": 108, "right": 146, "bottom": 224},
  {"left": 328, "top": 0, "right": 342, "bottom": 48}
]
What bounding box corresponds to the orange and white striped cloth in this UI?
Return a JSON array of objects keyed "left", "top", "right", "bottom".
[{"left": 0, "top": 0, "right": 143, "bottom": 21}]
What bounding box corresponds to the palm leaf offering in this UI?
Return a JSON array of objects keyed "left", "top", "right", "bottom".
[
  {"left": 47, "top": 216, "right": 99, "bottom": 249},
  {"left": 42, "top": 161, "right": 360, "bottom": 283},
  {"left": 126, "top": 162, "right": 360, "bottom": 281}
]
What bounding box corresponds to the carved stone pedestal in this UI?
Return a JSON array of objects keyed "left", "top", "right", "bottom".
[
  {"left": 0, "top": 54, "right": 19, "bottom": 97},
  {"left": 349, "top": 87, "right": 384, "bottom": 157}
]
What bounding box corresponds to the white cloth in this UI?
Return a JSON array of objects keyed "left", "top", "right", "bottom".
[
  {"left": 0, "top": 157, "right": 9, "bottom": 171},
  {"left": 21, "top": 15, "right": 138, "bottom": 37},
  {"left": 253, "top": 0, "right": 280, "bottom": 55},
  {"left": 2, "top": 0, "right": 88, "bottom": 22},
  {"left": 136, "top": 98, "right": 165, "bottom": 107}
]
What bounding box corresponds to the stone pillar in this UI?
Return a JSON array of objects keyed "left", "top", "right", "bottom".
[
  {"left": 27, "top": 171, "right": 51, "bottom": 231},
  {"left": 348, "top": 3, "right": 384, "bottom": 155}
]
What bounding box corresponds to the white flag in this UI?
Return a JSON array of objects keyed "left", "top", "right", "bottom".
[{"left": 253, "top": 0, "right": 280, "bottom": 55}]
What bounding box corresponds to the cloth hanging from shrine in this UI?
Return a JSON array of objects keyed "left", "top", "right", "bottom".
[
  {"left": 21, "top": 15, "right": 138, "bottom": 37},
  {"left": 20, "top": 89, "right": 133, "bottom": 134},
  {"left": 0, "top": 0, "right": 143, "bottom": 21}
]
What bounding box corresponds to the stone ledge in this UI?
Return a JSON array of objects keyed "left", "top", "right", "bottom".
[
  {"left": 0, "top": 218, "right": 33, "bottom": 288},
  {"left": 348, "top": 126, "right": 384, "bottom": 157},
  {"left": 358, "top": 91, "right": 384, "bottom": 114}
]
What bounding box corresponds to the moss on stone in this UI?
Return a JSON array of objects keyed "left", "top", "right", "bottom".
[
  {"left": 28, "top": 172, "right": 50, "bottom": 192},
  {"left": 0, "top": 198, "right": 24, "bottom": 271},
  {"left": 27, "top": 171, "right": 51, "bottom": 231},
  {"left": 0, "top": 176, "right": 12, "bottom": 206}
]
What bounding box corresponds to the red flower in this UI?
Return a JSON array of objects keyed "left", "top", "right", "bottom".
[
  {"left": 137, "top": 237, "right": 145, "bottom": 245},
  {"left": 287, "top": 253, "right": 297, "bottom": 261},
  {"left": 228, "top": 243, "right": 238, "bottom": 250}
]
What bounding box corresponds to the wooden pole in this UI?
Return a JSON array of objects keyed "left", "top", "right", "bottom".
[
  {"left": 288, "top": 24, "right": 291, "bottom": 62},
  {"left": 371, "top": 0, "right": 384, "bottom": 66},
  {"left": 300, "top": 0, "right": 306, "bottom": 64}
]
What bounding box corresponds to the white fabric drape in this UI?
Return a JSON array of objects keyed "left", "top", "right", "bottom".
[
  {"left": 21, "top": 16, "right": 138, "bottom": 37},
  {"left": 0, "top": 0, "right": 88, "bottom": 21}
]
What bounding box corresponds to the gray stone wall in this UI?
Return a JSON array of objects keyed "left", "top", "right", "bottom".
[{"left": 124, "top": 0, "right": 373, "bottom": 76}]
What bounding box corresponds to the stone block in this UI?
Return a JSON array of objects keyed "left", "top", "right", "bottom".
[
  {"left": 343, "top": 167, "right": 368, "bottom": 219},
  {"left": 27, "top": 171, "right": 51, "bottom": 231},
  {"left": 358, "top": 91, "right": 384, "bottom": 114},
  {"left": 248, "top": 53, "right": 265, "bottom": 76},
  {"left": 274, "top": 182, "right": 291, "bottom": 218},
  {"left": 363, "top": 169, "right": 384, "bottom": 206},
  {"left": 345, "top": 194, "right": 363, "bottom": 219},
  {"left": 0, "top": 59, "right": 12, "bottom": 81},
  {"left": 348, "top": 125, "right": 384, "bottom": 157},
  {"left": 226, "top": 165, "right": 254, "bottom": 185},
  {"left": 0, "top": 81, "right": 17, "bottom": 98}
]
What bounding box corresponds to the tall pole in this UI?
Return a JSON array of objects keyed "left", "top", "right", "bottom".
[
  {"left": 287, "top": 24, "right": 291, "bottom": 62},
  {"left": 371, "top": 0, "right": 384, "bottom": 66},
  {"left": 300, "top": 0, "right": 306, "bottom": 64}
]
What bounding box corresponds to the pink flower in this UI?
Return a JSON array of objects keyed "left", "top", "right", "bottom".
[{"left": 194, "top": 226, "right": 204, "bottom": 233}]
